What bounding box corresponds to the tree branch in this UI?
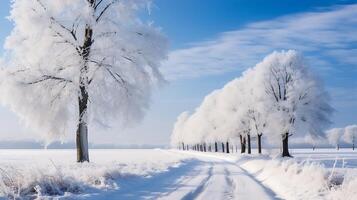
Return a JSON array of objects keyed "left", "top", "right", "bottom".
[
  {"left": 23, "top": 75, "right": 73, "bottom": 85},
  {"left": 50, "top": 81, "right": 69, "bottom": 106},
  {"left": 36, "top": 0, "right": 78, "bottom": 42},
  {"left": 96, "top": 0, "right": 120, "bottom": 22},
  {"left": 94, "top": 0, "right": 105, "bottom": 10}
]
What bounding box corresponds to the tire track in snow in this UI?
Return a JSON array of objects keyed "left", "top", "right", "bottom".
[
  {"left": 225, "top": 163, "right": 277, "bottom": 200},
  {"left": 223, "top": 165, "right": 235, "bottom": 200},
  {"left": 157, "top": 162, "right": 213, "bottom": 200},
  {"left": 193, "top": 163, "right": 235, "bottom": 200},
  {"left": 178, "top": 164, "right": 213, "bottom": 200},
  {"left": 168, "top": 151, "right": 278, "bottom": 200},
  {"left": 82, "top": 150, "right": 279, "bottom": 200}
]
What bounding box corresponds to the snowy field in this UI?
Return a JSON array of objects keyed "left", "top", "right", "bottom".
[
  {"left": 0, "top": 149, "right": 356, "bottom": 199},
  {"left": 290, "top": 148, "right": 357, "bottom": 169}
]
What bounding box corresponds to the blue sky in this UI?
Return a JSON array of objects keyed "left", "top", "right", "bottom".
[{"left": 0, "top": 0, "right": 356, "bottom": 146}]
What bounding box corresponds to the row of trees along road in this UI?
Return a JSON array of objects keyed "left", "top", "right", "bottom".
[
  {"left": 0, "top": 0, "right": 168, "bottom": 162},
  {"left": 326, "top": 125, "right": 357, "bottom": 150},
  {"left": 171, "top": 50, "right": 333, "bottom": 157}
]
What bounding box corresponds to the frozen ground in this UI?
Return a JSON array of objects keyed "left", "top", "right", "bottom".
[{"left": 0, "top": 149, "right": 356, "bottom": 199}]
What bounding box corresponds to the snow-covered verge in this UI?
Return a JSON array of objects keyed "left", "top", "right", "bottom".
[
  {"left": 0, "top": 149, "right": 192, "bottom": 199},
  {"left": 239, "top": 149, "right": 357, "bottom": 200}
]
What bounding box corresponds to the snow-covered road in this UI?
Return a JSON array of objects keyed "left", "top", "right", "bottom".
[
  {"left": 159, "top": 159, "right": 275, "bottom": 200},
  {"left": 84, "top": 151, "right": 277, "bottom": 200},
  {"left": 1, "top": 149, "right": 356, "bottom": 199}
]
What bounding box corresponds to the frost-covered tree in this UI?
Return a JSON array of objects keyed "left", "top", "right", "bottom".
[
  {"left": 343, "top": 125, "right": 357, "bottom": 150},
  {"left": 326, "top": 128, "right": 343, "bottom": 150},
  {"left": 170, "top": 112, "right": 190, "bottom": 150},
  {"left": 247, "top": 108, "right": 266, "bottom": 154},
  {"left": 243, "top": 70, "right": 267, "bottom": 154},
  {"left": 254, "top": 50, "right": 332, "bottom": 157},
  {"left": 304, "top": 134, "right": 324, "bottom": 151},
  {"left": 239, "top": 122, "right": 250, "bottom": 154},
  {"left": 1, "top": 0, "right": 167, "bottom": 162}
]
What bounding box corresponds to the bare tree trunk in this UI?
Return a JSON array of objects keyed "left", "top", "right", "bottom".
[
  {"left": 240, "top": 135, "right": 246, "bottom": 153},
  {"left": 76, "top": 116, "right": 89, "bottom": 162},
  {"left": 222, "top": 142, "right": 225, "bottom": 153},
  {"left": 226, "top": 141, "right": 230, "bottom": 153},
  {"left": 282, "top": 133, "right": 291, "bottom": 157},
  {"left": 353, "top": 137, "right": 355, "bottom": 150},
  {"left": 203, "top": 143, "right": 207, "bottom": 152},
  {"left": 76, "top": 79, "right": 89, "bottom": 162},
  {"left": 76, "top": 3, "right": 95, "bottom": 162},
  {"left": 247, "top": 134, "right": 251, "bottom": 154},
  {"left": 215, "top": 142, "right": 218, "bottom": 152},
  {"left": 258, "top": 134, "right": 262, "bottom": 154}
]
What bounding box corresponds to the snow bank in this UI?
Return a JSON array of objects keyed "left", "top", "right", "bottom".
[
  {"left": 240, "top": 157, "right": 329, "bottom": 199},
  {"left": 0, "top": 149, "right": 190, "bottom": 199},
  {"left": 239, "top": 155, "right": 357, "bottom": 200}
]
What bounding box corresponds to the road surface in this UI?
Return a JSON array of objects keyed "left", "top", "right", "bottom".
[{"left": 84, "top": 151, "right": 278, "bottom": 200}]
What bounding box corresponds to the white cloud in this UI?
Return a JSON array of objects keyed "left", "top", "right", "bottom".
[{"left": 161, "top": 4, "right": 357, "bottom": 80}]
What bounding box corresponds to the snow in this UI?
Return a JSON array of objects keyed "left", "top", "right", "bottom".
[
  {"left": 0, "top": 149, "right": 190, "bottom": 199},
  {"left": 0, "top": 149, "right": 357, "bottom": 199},
  {"left": 240, "top": 149, "right": 357, "bottom": 200}
]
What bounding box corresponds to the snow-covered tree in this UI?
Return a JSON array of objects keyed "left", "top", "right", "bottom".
[
  {"left": 215, "top": 79, "right": 245, "bottom": 153},
  {"left": 253, "top": 50, "right": 332, "bottom": 157},
  {"left": 343, "top": 125, "right": 357, "bottom": 150},
  {"left": 326, "top": 128, "right": 343, "bottom": 150},
  {"left": 1, "top": 0, "right": 167, "bottom": 162},
  {"left": 170, "top": 111, "right": 190, "bottom": 150},
  {"left": 247, "top": 108, "right": 266, "bottom": 153},
  {"left": 238, "top": 117, "right": 250, "bottom": 154},
  {"left": 304, "top": 134, "right": 324, "bottom": 150},
  {"left": 243, "top": 69, "right": 267, "bottom": 154}
]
